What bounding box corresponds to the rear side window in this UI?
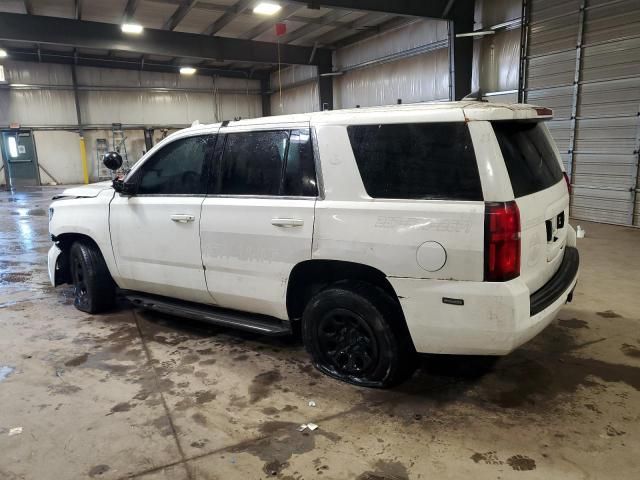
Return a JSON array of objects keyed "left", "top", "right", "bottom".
[
  {"left": 492, "top": 121, "right": 563, "bottom": 198},
  {"left": 283, "top": 129, "right": 317, "bottom": 196},
  {"left": 219, "top": 131, "right": 288, "bottom": 195},
  {"left": 347, "top": 123, "right": 482, "bottom": 200},
  {"left": 217, "top": 129, "right": 317, "bottom": 196}
]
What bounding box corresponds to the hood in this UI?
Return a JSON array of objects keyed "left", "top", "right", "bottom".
[{"left": 52, "top": 181, "right": 113, "bottom": 200}]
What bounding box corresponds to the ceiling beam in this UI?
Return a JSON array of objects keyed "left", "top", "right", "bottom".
[
  {"left": 285, "top": 1, "right": 452, "bottom": 19},
  {"left": 123, "top": 0, "right": 141, "bottom": 22},
  {"left": 3, "top": 47, "right": 271, "bottom": 80},
  {"left": 0, "top": 12, "right": 331, "bottom": 66},
  {"left": 147, "top": 1, "right": 380, "bottom": 30},
  {"left": 163, "top": 0, "right": 197, "bottom": 30},
  {"left": 239, "top": 4, "right": 303, "bottom": 40},
  {"left": 202, "top": 0, "right": 253, "bottom": 36},
  {"left": 311, "top": 12, "right": 388, "bottom": 46},
  {"left": 277, "top": 9, "right": 349, "bottom": 44},
  {"left": 331, "top": 16, "right": 414, "bottom": 48}
]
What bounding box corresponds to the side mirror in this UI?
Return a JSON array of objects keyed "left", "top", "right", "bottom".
[
  {"left": 103, "top": 151, "right": 123, "bottom": 171},
  {"left": 113, "top": 178, "right": 138, "bottom": 196}
]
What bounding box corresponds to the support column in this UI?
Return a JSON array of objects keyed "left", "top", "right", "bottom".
[
  {"left": 567, "top": 0, "right": 586, "bottom": 185},
  {"left": 317, "top": 61, "right": 334, "bottom": 111},
  {"left": 450, "top": 0, "right": 475, "bottom": 100},
  {"left": 71, "top": 64, "right": 89, "bottom": 184},
  {"left": 260, "top": 77, "right": 271, "bottom": 117},
  {"left": 517, "top": 0, "right": 531, "bottom": 103}
]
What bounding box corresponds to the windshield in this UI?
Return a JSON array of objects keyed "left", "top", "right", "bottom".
[{"left": 492, "top": 121, "right": 563, "bottom": 198}]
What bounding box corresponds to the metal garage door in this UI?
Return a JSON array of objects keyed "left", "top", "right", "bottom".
[{"left": 523, "top": 0, "right": 640, "bottom": 225}]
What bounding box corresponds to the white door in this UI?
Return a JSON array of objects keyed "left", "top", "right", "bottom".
[
  {"left": 200, "top": 127, "right": 318, "bottom": 319},
  {"left": 110, "top": 133, "right": 217, "bottom": 304}
]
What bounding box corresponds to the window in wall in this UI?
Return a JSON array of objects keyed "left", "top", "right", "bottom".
[
  {"left": 219, "top": 131, "right": 289, "bottom": 195},
  {"left": 282, "top": 129, "right": 317, "bottom": 196},
  {"left": 7, "top": 136, "right": 18, "bottom": 158},
  {"left": 136, "top": 135, "right": 212, "bottom": 195},
  {"left": 347, "top": 123, "right": 483, "bottom": 200}
]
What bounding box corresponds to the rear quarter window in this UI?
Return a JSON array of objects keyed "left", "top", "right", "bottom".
[
  {"left": 347, "top": 123, "right": 483, "bottom": 201},
  {"left": 492, "top": 121, "right": 563, "bottom": 198}
]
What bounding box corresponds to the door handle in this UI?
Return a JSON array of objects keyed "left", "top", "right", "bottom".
[
  {"left": 170, "top": 214, "right": 195, "bottom": 223},
  {"left": 271, "top": 217, "right": 304, "bottom": 227}
]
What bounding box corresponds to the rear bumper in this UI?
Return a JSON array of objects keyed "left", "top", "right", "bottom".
[
  {"left": 389, "top": 247, "right": 579, "bottom": 355},
  {"left": 530, "top": 246, "right": 579, "bottom": 315}
]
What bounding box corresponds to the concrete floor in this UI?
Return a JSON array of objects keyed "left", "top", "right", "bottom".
[{"left": 1, "top": 186, "right": 639, "bottom": 480}]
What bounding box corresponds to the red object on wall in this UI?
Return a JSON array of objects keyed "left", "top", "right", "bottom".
[{"left": 275, "top": 22, "right": 287, "bottom": 37}]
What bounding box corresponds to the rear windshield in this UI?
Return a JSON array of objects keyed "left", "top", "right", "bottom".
[
  {"left": 492, "top": 121, "right": 563, "bottom": 198},
  {"left": 347, "top": 123, "right": 483, "bottom": 200}
]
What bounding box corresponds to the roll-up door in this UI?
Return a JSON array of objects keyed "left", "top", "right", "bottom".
[{"left": 524, "top": 0, "right": 640, "bottom": 225}]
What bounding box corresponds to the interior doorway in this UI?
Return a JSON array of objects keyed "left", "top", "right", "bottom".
[{"left": 1, "top": 130, "right": 40, "bottom": 187}]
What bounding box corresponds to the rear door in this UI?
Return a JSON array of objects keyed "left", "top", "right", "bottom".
[
  {"left": 491, "top": 121, "right": 570, "bottom": 293},
  {"left": 200, "top": 126, "right": 317, "bottom": 320}
]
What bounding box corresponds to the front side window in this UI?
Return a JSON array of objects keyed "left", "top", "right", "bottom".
[
  {"left": 347, "top": 123, "right": 483, "bottom": 200},
  {"left": 136, "top": 135, "right": 211, "bottom": 195}
]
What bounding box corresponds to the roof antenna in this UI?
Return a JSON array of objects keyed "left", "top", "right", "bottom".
[{"left": 462, "top": 90, "right": 487, "bottom": 102}]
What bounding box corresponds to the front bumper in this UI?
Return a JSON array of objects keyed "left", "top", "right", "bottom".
[
  {"left": 48, "top": 244, "right": 62, "bottom": 287},
  {"left": 389, "top": 247, "right": 579, "bottom": 355}
]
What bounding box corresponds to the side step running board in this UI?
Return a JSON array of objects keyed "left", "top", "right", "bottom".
[{"left": 123, "top": 292, "right": 292, "bottom": 336}]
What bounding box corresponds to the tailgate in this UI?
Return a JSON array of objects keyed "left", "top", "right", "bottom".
[
  {"left": 517, "top": 180, "right": 569, "bottom": 293},
  {"left": 491, "top": 120, "right": 570, "bottom": 293}
]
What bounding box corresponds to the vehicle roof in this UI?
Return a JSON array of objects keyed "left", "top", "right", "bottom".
[{"left": 174, "top": 101, "right": 549, "bottom": 137}]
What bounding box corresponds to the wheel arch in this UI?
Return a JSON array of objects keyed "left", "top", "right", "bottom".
[
  {"left": 53, "top": 233, "right": 109, "bottom": 285},
  {"left": 286, "top": 259, "right": 401, "bottom": 321}
]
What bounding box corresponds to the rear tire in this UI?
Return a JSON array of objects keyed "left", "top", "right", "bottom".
[
  {"left": 69, "top": 241, "right": 116, "bottom": 314},
  {"left": 302, "top": 280, "right": 415, "bottom": 388}
]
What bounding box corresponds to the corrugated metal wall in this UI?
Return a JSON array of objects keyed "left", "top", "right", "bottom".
[
  {"left": 270, "top": 65, "right": 319, "bottom": 115},
  {"left": 0, "top": 61, "right": 262, "bottom": 127},
  {"left": 0, "top": 60, "right": 262, "bottom": 184},
  {"left": 524, "top": 0, "right": 640, "bottom": 226},
  {"left": 269, "top": 18, "right": 451, "bottom": 114},
  {"left": 333, "top": 18, "right": 450, "bottom": 107},
  {"left": 473, "top": 0, "right": 523, "bottom": 103}
]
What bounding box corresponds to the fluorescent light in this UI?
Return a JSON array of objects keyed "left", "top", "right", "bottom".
[
  {"left": 121, "top": 23, "right": 144, "bottom": 34},
  {"left": 180, "top": 66, "right": 197, "bottom": 75},
  {"left": 320, "top": 71, "right": 343, "bottom": 77},
  {"left": 0, "top": 49, "right": 7, "bottom": 58},
  {"left": 253, "top": 2, "right": 281, "bottom": 15},
  {"left": 455, "top": 30, "right": 495, "bottom": 38}
]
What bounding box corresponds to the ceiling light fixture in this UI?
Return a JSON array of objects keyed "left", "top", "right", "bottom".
[
  {"left": 0, "top": 49, "right": 7, "bottom": 58},
  {"left": 121, "top": 23, "right": 144, "bottom": 34},
  {"left": 455, "top": 30, "right": 495, "bottom": 38},
  {"left": 253, "top": 2, "right": 282, "bottom": 15},
  {"left": 180, "top": 66, "right": 197, "bottom": 75}
]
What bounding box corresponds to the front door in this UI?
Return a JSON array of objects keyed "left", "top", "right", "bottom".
[
  {"left": 1, "top": 131, "right": 39, "bottom": 187},
  {"left": 110, "top": 133, "right": 217, "bottom": 304},
  {"left": 200, "top": 127, "right": 318, "bottom": 319}
]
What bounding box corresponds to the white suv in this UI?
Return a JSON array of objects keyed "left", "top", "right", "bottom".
[{"left": 48, "top": 101, "right": 579, "bottom": 387}]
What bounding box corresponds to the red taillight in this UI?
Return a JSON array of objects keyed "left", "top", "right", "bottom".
[
  {"left": 484, "top": 201, "right": 521, "bottom": 282},
  {"left": 563, "top": 172, "right": 571, "bottom": 194}
]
